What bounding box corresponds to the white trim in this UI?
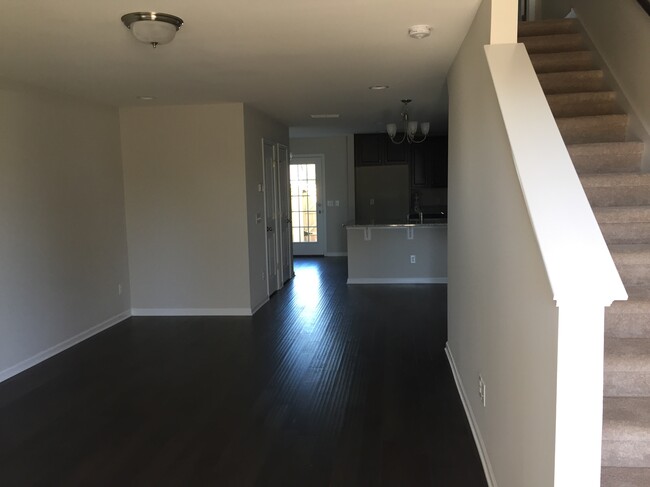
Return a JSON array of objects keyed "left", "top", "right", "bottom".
[
  {"left": 131, "top": 308, "right": 253, "bottom": 316},
  {"left": 445, "top": 344, "right": 497, "bottom": 487},
  {"left": 250, "top": 298, "right": 269, "bottom": 315},
  {"left": 325, "top": 252, "right": 348, "bottom": 257},
  {"left": 290, "top": 154, "right": 327, "bottom": 256},
  {"left": 346, "top": 277, "right": 447, "bottom": 284},
  {"left": 0, "top": 310, "right": 131, "bottom": 383}
]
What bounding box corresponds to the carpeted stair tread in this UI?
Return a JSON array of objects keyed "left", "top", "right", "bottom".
[
  {"left": 602, "top": 398, "right": 650, "bottom": 467},
  {"left": 547, "top": 91, "right": 621, "bottom": 118},
  {"left": 556, "top": 114, "right": 629, "bottom": 144},
  {"left": 518, "top": 18, "right": 578, "bottom": 37},
  {"left": 530, "top": 51, "right": 596, "bottom": 74},
  {"left": 595, "top": 207, "right": 650, "bottom": 244},
  {"left": 519, "top": 33, "right": 585, "bottom": 54},
  {"left": 609, "top": 244, "right": 650, "bottom": 287},
  {"left": 568, "top": 142, "right": 644, "bottom": 174},
  {"left": 603, "top": 397, "right": 650, "bottom": 441},
  {"left": 595, "top": 207, "right": 650, "bottom": 224},
  {"left": 606, "top": 338, "right": 650, "bottom": 372},
  {"left": 581, "top": 173, "right": 650, "bottom": 207},
  {"left": 607, "top": 287, "right": 650, "bottom": 338},
  {"left": 581, "top": 173, "right": 650, "bottom": 189},
  {"left": 604, "top": 338, "right": 650, "bottom": 396},
  {"left": 538, "top": 69, "right": 606, "bottom": 93},
  {"left": 601, "top": 466, "right": 650, "bottom": 487}
]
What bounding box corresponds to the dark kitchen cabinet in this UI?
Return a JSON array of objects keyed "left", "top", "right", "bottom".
[
  {"left": 354, "top": 133, "right": 408, "bottom": 166},
  {"left": 410, "top": 136, "right": 447, "bottom": 188}
]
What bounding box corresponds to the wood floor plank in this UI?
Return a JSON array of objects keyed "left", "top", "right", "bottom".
[{"left": 0, "top": 257, "right": 486, "bottom": 486}]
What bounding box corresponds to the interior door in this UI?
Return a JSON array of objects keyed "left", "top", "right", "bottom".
[
  {"left": 290, "top": 155, "right": 326, "bottom": 256},
  {"left": 277, "top": 144, "right": 293, "bottom": 282},
  {"left": 263, "top": 141, "right": 280, "bottom": 295}
]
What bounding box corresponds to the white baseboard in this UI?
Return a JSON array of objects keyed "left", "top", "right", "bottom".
[
  {"left": 325, "top": 252, "right": 348, "bottom": 257},
  {"left": 0, "top": 310, "right": 131, "bottom": 384},
  {"left": 131, "top": 308, "right": 253, "bottom": 316},
  {"left": 347, "top": 277, "right": 448, "bottom": 284},
  {"left": 250, "top": 298, "right": 269, "bottom": 315},
  {"left": 445, "top": 344, "right": 497, "bottom": 487}
]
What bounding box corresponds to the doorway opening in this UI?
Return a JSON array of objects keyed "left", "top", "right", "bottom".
[{"left": 290, "top": 155, "right": 325, "bottom": 256}]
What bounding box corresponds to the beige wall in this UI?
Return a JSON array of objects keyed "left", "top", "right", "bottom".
[
  {"left": 243, "top": 105, "right": 290, "bottom": 310},
  {"left": 120, "top": 103, "right": 252, "bottom": 314},
  {"left": 541, "top": 0, "right": 650, "bottom": 149},
  {"left": 0, "top": 82, "right": 130, "bottom": 377},
  {"left": 290, "top": 136, "right": 351, "bottom": 254},
  {"left": 447, "top": 1, "right": 559, "bottom": 485}
]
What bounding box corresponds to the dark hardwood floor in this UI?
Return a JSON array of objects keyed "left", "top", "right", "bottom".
[{"left": 0, "top": 257, "right": 487, "bottom": 486}]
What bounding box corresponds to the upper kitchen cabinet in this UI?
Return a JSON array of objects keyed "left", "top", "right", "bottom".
[
  {"left": 354, "top": 133, "right": 408, "bottom": 166},
  {"left": 410, "top": 136, "right": 448, "bottom": 188}
]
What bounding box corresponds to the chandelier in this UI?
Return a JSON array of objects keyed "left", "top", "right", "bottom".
[{"left": 386, "top": 99, "right": 430, "bottom": 144}]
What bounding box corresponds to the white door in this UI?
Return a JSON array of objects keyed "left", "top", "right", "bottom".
[
  {"left": 263, "top": 141, "right": 280, "bottom": 294},
  {"left": 290, "top": 155, "right": 326, "bottom": 256},
  {"left": 277, "top": 144, "right": 293, "bottom": 282}
]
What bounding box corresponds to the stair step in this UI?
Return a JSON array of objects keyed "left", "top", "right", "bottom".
[
  {"left": 538, "top": 69, "right": 606, "bottom": 94},
  {"left": 604, "top": 338, "right": 650, "bottom": 396},
  {"left": 607, "top": 290, "right": 650, "bottom": 339},
  {"left": 610, "top": 244, "right": 650, "bottom": 287},
  {"left": 569, "top": 142, "right": 644, "bottom": 174},
  {"left": 556, "top": 114, "right": 629, "bottom": 144},
  {"left": 602, "top": 397, "right": 650, "bottom": 468},
  {"left": 601, "top": 467, "right": 650, "bottom": 487},
  {"left": 547, "top": 91, "right": 621, "bottom": 118},
  {"left": 518, "top": 18, "right": 579, "bottom": 37},
  {"left": 520, "top": 33, "right": 585, "bottom": 54},
  {"left": 596, "top": 207, "right": 650, "bottom": 245},
  {"left": 581, "top": 173, "right": 650, "bottom": 207},
  {"left": 530, "top": 51, "right": 596, "bottom": 74}
]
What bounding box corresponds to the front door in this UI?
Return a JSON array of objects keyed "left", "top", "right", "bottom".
[{"left": 290, "top": 155, "right": 326, "bottom": 256}]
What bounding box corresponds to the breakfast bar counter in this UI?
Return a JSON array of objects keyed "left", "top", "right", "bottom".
[{"left": 345, "top": 222, "right": 447, "bottom": 284}]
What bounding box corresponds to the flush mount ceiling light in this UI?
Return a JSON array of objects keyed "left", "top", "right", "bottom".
[
  {"left": 121, "top": 12, "right": 184, "bottom": 48},
  {"left": 408, "top": 24, "right": 431, "bottom": 39},
  {"left": 369, "top": 85, "right": 390, "bottom": 90},
  {"left": 386, "top": 99, "right": 430, "bottom": 144}
]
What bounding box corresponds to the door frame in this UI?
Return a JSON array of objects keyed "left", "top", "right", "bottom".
[
  {"left": 290, "top": 154, "right": 327, "bottom": 256},
  {"left": 262, "top": 140, "right": 280, "bottom": 296},
  {"left": 276, "top": 143, "right": 294, "bottom": 282}
]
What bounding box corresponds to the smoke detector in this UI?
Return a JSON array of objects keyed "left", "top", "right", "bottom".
[{"left": 408, "top": 25, "right": 431, "bottom": 39}]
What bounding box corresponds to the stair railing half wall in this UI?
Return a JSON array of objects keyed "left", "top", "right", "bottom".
[{"left": 485, "top": 43, "right": 628, "bottom": 487}]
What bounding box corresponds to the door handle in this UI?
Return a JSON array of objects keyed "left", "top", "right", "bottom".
[{"left": 267, "top": 226, "right": 273, "bottom": 232}]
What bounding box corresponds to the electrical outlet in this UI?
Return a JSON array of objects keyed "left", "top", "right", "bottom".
[
  {"left": 262, "top": 271, "right": 265, "bottom": 280},
  {"left": 478, "top": 375, "right": 486, "bottom": 407},
  {"left": 118, "top": 283, "right": 122, "bottom": 296},
  {"left": 370, "top": 198, "right": 375, "bottom": 205},
  {"left": 410, "top": 255, "right": 416, "bottom": 264}
]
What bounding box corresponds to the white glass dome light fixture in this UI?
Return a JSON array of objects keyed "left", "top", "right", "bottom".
[
  {"left": 386, "top": 99, "right": 430, "bottom": 144},
  {"left": 121, "top": 12, "right": 184, "bottom": 48}
]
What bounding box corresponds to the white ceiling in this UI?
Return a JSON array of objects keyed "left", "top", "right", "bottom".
[{"left": 0, "top": 0, "right": 480, "bottom": 136}]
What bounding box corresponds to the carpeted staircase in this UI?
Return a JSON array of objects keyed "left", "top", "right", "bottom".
[{"left": 518, "top": 18, "right": 650, "bottom": 487}]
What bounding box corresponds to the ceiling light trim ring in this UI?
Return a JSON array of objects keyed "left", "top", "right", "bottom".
[
  {"left": 121, "top": 12, "right": 183, "bottom": 30},
  {"left": 121, "top": 12, "right": 184, "bottom": 48}
]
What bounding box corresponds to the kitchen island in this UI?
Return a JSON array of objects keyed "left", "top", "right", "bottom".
[{"left": 346, "top": 222, "right": 447, "bottom": 284}]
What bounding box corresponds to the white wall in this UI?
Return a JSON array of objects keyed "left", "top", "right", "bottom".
[
  {"left": 0, "top": 82, "right": 130, "bottom": 379},
  {"left": 243, "top": 105, "right": 290, "bottom": 310},
  {"left": 120, "top": 103, "right": 252, "bottom": 314},
  {"left": 290, "top": 136, "right": 351, "bottom": 255},
  {"left": 447, "top": 1, "right": 560, "bottom": 485},
  {"left": 541, "top": 0, "right": 650, "bottom": 152}
]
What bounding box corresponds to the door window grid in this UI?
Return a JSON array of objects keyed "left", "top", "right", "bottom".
[{"left": 290, "top": 164, "right": 318, "bottom": 243}]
